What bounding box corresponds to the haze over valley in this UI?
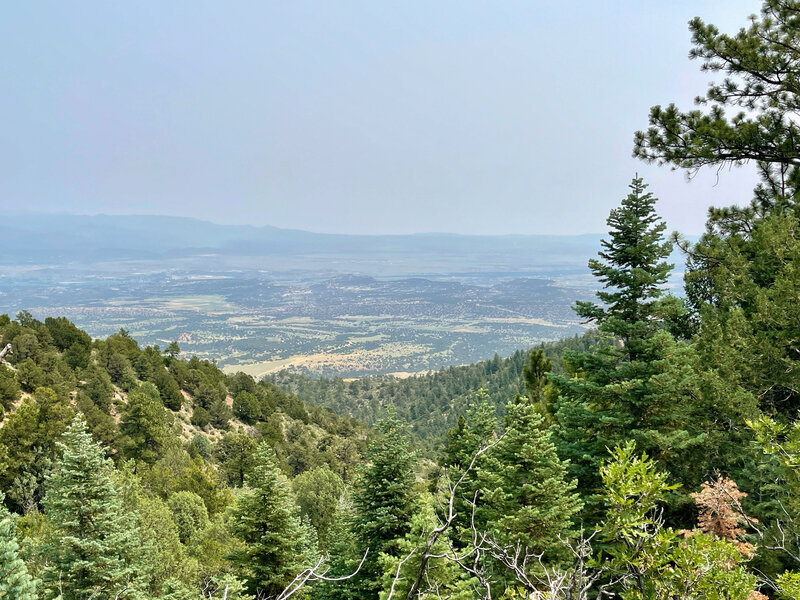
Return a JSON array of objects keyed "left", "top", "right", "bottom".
[{"left": 1, "top": 213, "right": 602, "bottom": 376}]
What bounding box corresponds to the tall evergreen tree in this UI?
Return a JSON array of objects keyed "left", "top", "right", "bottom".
[
  {"left": 0, "top": 492, "right": 36, "bottom": 600},
  {"left": 552, "top": 178, "right": 674, "bottom": 497},
  {"left": 227, "top": 442, "right": 306, "bottom": 598},
  {"left": 549, "top": 178, "right": 749, "bottom": 523},
  {"left": 442, "top": 391, "right": 497, "bottom": 471},
  {"left": 42, "top": 414, "right": 148, "bottom": 600},
  {"left": 351, "top": 410, "right": 418, "bottom": 599}
]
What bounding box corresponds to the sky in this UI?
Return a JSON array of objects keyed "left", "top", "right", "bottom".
[{"left": 0, "top": 1, "right": 762, "bottom": 235}]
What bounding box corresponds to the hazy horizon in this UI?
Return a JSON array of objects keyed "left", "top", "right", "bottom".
[
  {"left": 1, "top": 1, "right": 760, "bottom": 235},
  {"left": 7, "top": 208, "right": 616, "bottom": 237}
]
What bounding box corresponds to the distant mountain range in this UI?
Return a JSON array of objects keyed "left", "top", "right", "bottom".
[{"left": 1, "top": 212, "right": 604, "bottom": 277}]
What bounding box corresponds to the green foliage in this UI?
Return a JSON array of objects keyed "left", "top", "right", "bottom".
[
  {"left": 227, "top": 443, "right": 307, "bottom": 598},
  {"left": 0, "top": 387, "right": 74, "bottom": 512},
  {"left": 0, "top": 364, "right": 21, "bottom": 413},
  {"left": 173, "top": 456, "right": 233, "bottom": 517},
  {"left": 573, "top": 177, "right": 673, "bottom": 351},
  {"left": 15, "top": 359, "right": 44, "bottom": 393},
  {"left": 749, "top": 413, "right": 800, "bottom": 572},
  {"left": 377, "top": 495, "right": 473, "bottom": 600},
  {"left": 551, "top": 179, "right": 757, "bottom": 522},
  {"left": 0, "top": 493, "right": 37, "bottom": 600},
  {"left": 599, "top": 442, "right": 678, "bottom": 547},
  {"left": 217, "top": 431, "right": 257, "bottom": 488},
  {"left": 475, "top": 395, "right": 581, "bottom": 554},
  {"left": 167, "top": 491, "right": 210, "bottom": 545},
  {"left": 188, "top": 434, "right": 211, "bottom": 459},
  {"left": 633, "top": 0, "right": 800, "bottom": 416},
  {"left": 270, "top": 333, "right": 599, "bottom": 456},
  {"left": 165, "top": 341, "right": 181, "bottom": 359},
  {"left": 151, "top": 368, "right": 183, "bottom": 411},
  {"left": 522, "top": 348, "right": 551, "bottom": 402},
  {"left": 105, "top": 352, "right": 135, "bottom": 386},
  {"left": 597, "top": 443, "right": 758, "bottom": 600},
  {"left": 115, "top": 464, "right": 198, "bottom": 594},
  {"left": 80, "top": 363, "right": 114, "bottom": 412},
  {"left": 42, "top": 414, "right": 150, "bottom": 600},
  {"left": 191, "top": 405, "right": 210, "bottom": 428},
  {"left": 778, "top": 572, "right": 800, "bottom": 600},
  {"left": 120, "top": 383, "right": 171, "bottom": 464},
  {"left": 44, "top": 317, "right": 90, "bottom": 353},
  {"left": 292, "top": 465, "right": 346, "bottom": 548},
  {"left": 442, "top": 391, "right": 497, "bottom": 470},
  {"left": 690, "top": 214, "right": 800, "bottom": 417},
  {"left": 232, "top": 391, "right": 261, "bottom": 424},
  {"left": 441, "top": 392, "right": 499, "bottom": 542},
  {"left": 208, "top": 398, "right": 233, "bottom": 430},
  {"left": 351, "top": 412, "right": 419, "bottom": 598},
  {"left": 227, "top": 372, "right": 257, "bottom": 397},
  {"left": 75, "top": 392, "right": 118, "bottom": 448},
  {"left": 634, "top": 0, "right": 800, "bottom": 204},
  {"left": 0, "top": 316, "right": 366, "bottom": 598},
  {"left": 63, "top": 342, "right": 91, "bottom": 371},
  {"left": 552, "top": 178, "right": 674, "bottom": 505}
]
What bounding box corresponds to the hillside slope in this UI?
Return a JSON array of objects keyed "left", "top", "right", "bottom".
[
  {"left": 269, "top": 331, "right": 601, "bottom": 454},
  {"left": 0, "top": 311, "right": 367, "bottom": 513}
]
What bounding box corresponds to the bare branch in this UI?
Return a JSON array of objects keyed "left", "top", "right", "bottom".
[{"left": 276, "top": 548, "right": 369, "bottom": 600}]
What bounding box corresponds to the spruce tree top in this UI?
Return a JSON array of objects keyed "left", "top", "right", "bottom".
[{"left": 574, "top": 177, "right": 673, "bottom": 346}]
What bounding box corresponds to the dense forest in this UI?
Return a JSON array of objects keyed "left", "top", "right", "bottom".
[
  {"left": 268, "top": 332, "right": 601, "bottom": 455},
  {"left": 6, "top": 1, "right": 800, "bottom": 598}
]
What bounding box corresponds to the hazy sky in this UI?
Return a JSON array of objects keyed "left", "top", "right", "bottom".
[{"left": 1, "top": 1, "right": 762, "bottom": 235}]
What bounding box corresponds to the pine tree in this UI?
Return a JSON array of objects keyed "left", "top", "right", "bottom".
[
  {"left": 634, "top": 0, "right": 800, "bottom": 210},
  {"left": 476, "top": 395, "right": 581, "bottom": 553},
  {"left": 351, "top": 410, "right": 418, "bottom": 599},
  {"left": 119, "top": 382, "right": 170, "bottom": 464},
  {"left": 311, "top": 496, "right": 359, "bottom": 600},
  {"left": 42, "top": 414, "right": 148, "bottom": 600},
  {"left": 227, "top": 442, "right": 306, "bottom": 598},
  {"left": 442, "top": 390, "right": 497, "bottom": 470},
  {"left": 442, "top": 392, "right": 498, "bottom": 544},
  {"left": 632, "top": 0, "right": 800, "bottom": 420},
  {"left": 522, "top": 348, "right": 555, "bottom": 423},
  {"left": 522, "top": 349, "right": 552, "bottom": 402},
  {"left": 0, "top": 493, "right": 37, "bottom": 600}
]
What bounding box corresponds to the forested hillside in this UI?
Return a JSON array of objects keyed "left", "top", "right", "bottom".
[
  {"left": 269, "top": 331, "right": 602, "bottom": 454},
  {"left": 0, "top": 313, "right": 368, "bottom": 599}
]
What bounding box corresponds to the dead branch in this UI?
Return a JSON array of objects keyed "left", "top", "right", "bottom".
[{"left": 276, "top": 549, "right": 369, "bottom": 600}]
